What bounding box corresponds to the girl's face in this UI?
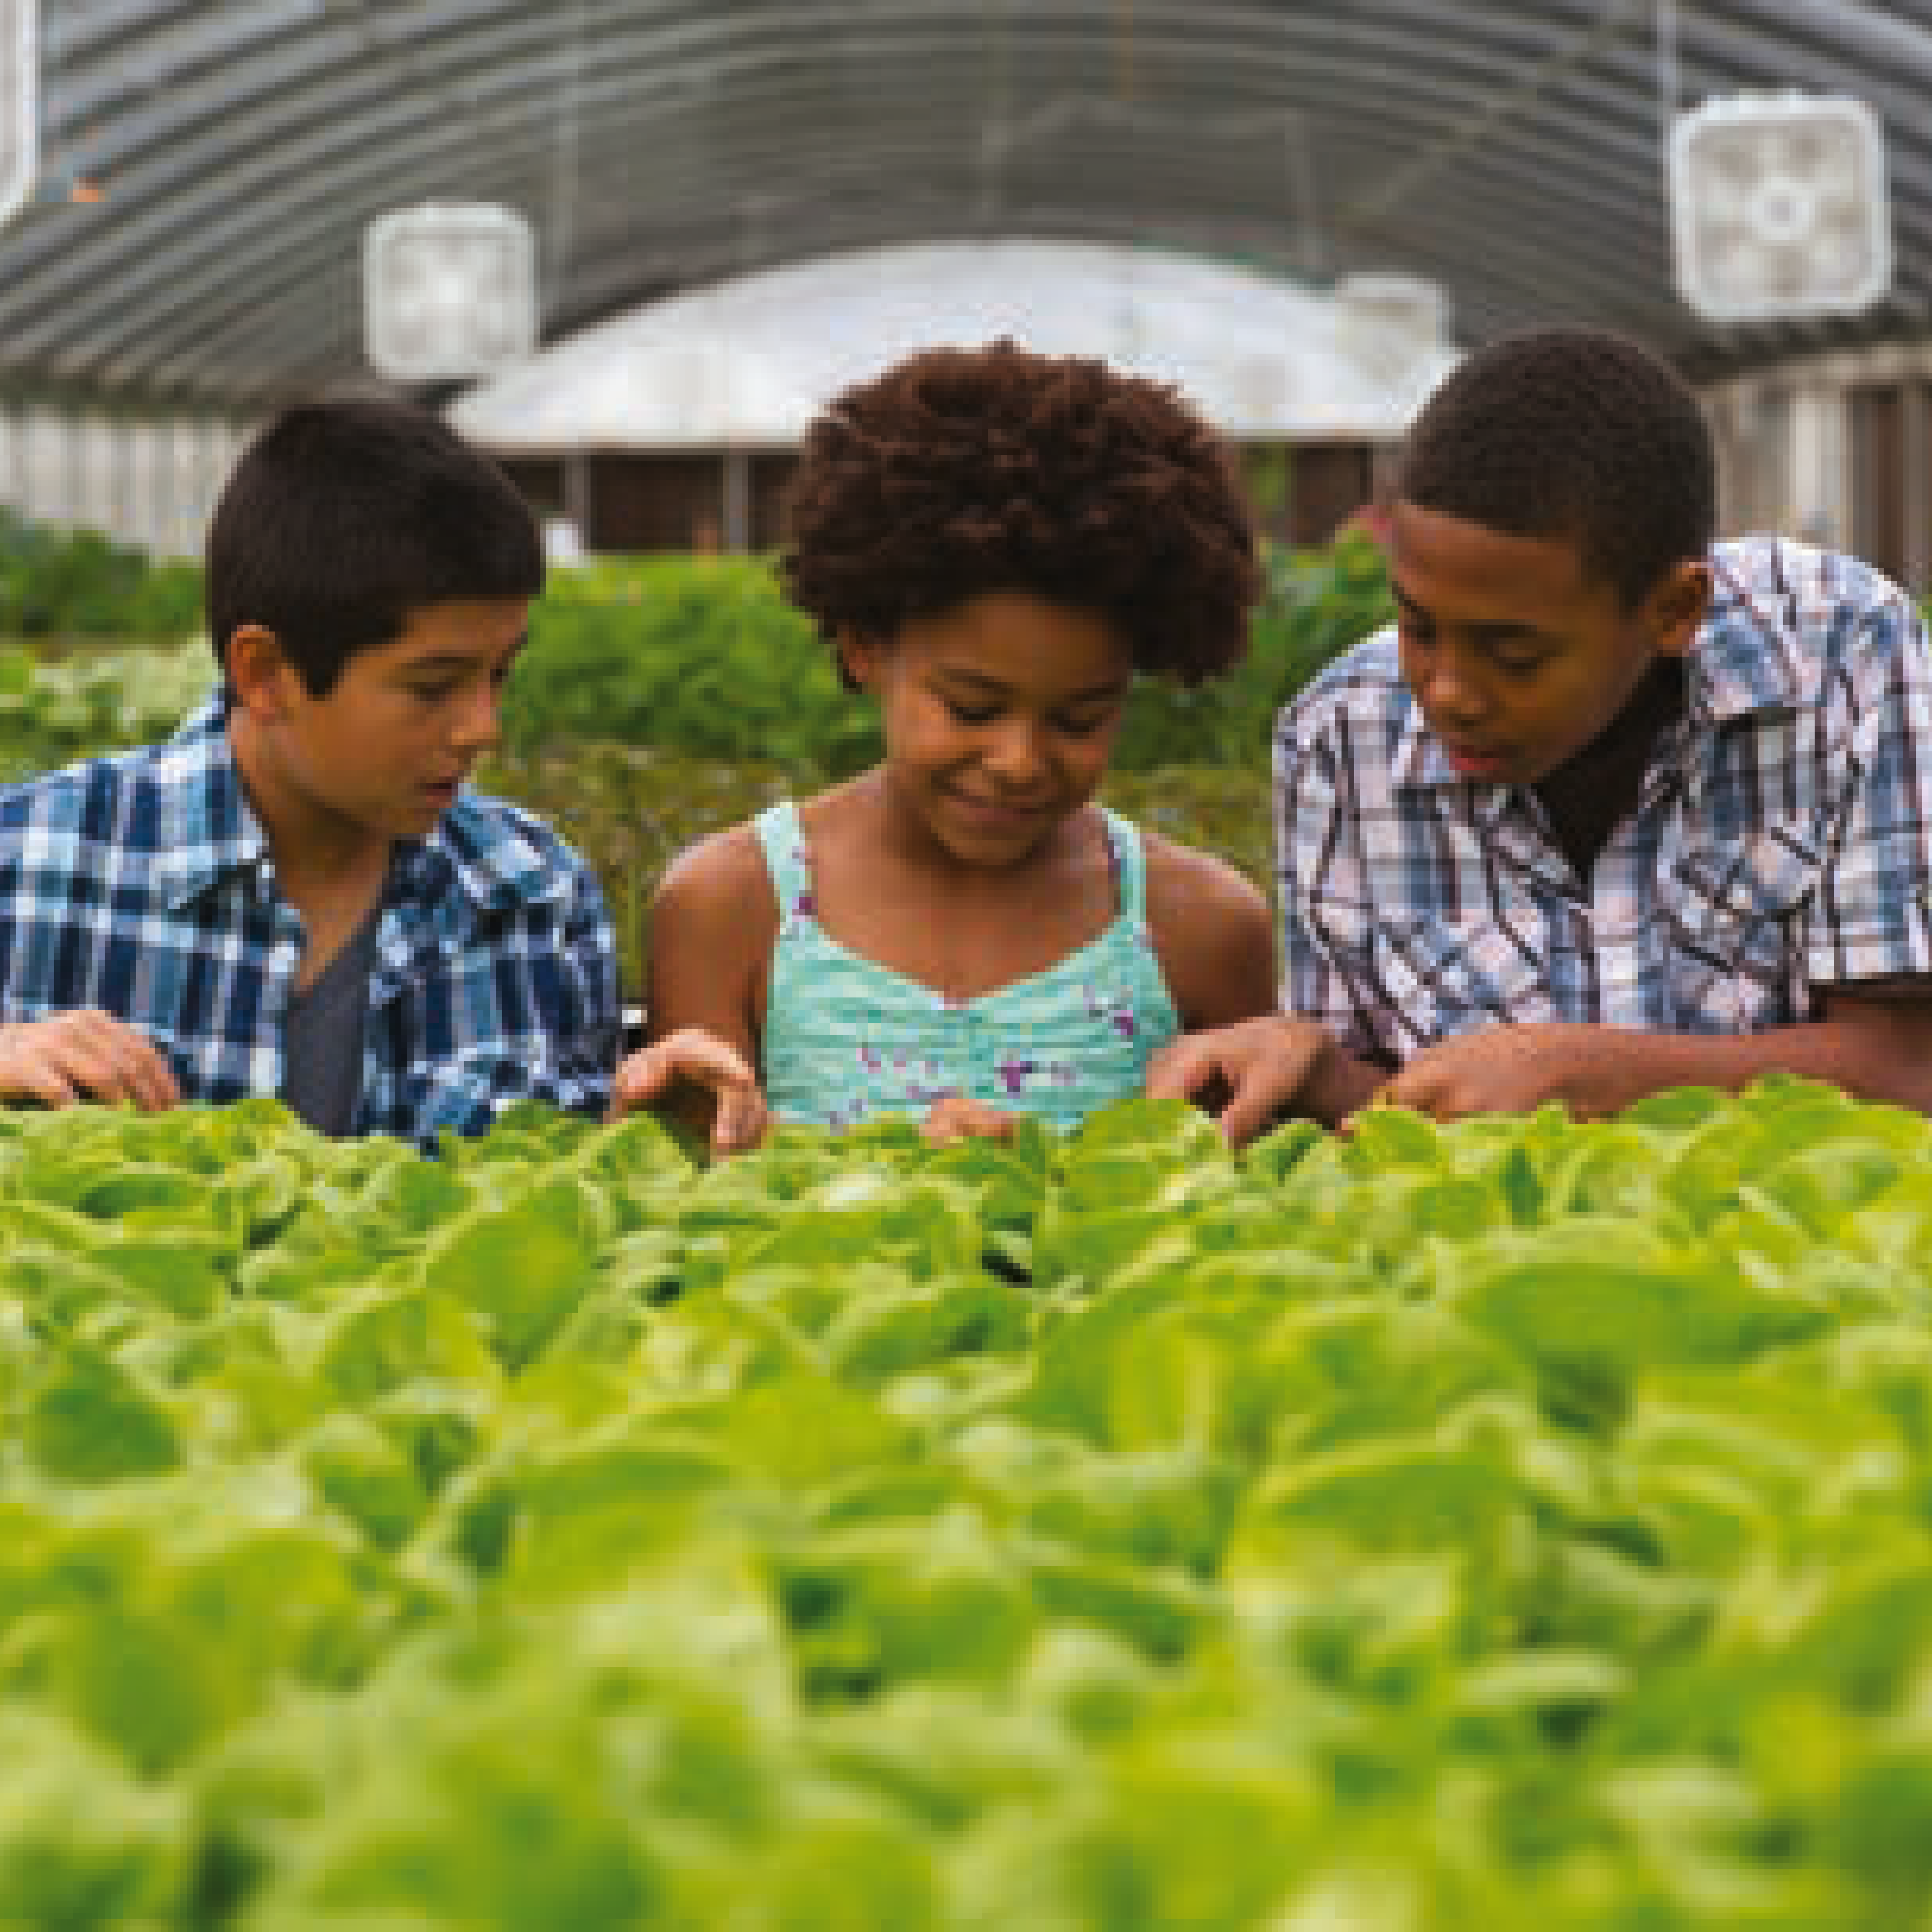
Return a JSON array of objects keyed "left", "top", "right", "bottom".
[{"left": 844, "top": 590, "right": 1133, "bottom": 868}]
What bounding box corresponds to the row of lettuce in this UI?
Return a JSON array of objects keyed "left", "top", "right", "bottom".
[{"left": 5, "top": 1080, "right": 1932, "bottom": 1923}]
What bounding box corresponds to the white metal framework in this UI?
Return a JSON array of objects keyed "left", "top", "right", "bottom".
[
  {"left": 449, "top": 239, "right": 1458, "bottom": 451},
  {"left": 0, "top": 0, "right": 34, "bottom": 229}
]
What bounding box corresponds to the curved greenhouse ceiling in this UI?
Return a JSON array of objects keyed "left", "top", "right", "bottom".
[{"left": 5, "top": 0, "right": 1932, "bottom": 406}]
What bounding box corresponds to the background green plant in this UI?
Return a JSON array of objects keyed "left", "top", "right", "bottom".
[
  {"left": 0, "top": 523, "right": 1388, "bottom": 991},
  {"left": 495, "top": 531, "right": 1393, "bottom": 781},
  {"left": 0, "top": 506, "right": 203, "bottom": 644}
]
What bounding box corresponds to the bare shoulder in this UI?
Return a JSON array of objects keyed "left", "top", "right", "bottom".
[
  {"left": 1139, "top": 826, "right": 1278, "bottom": 1029},
  {"left": 1141, "top": 826, "right": 1271, "bottom": 931},
  {"left": 653, "top": 819, "right": 775, "bottom": 919},
  {"left": 645, "top": 819, "right": 781, "bottom": 1044}
]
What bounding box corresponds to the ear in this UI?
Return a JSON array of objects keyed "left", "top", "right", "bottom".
[
  {"left": 837, "top": 626, "right": 883, "bottom": 693},
  {"left": 1646, "top": 560, "right": 1711, "bottom": 658},
  {"left": 226, "top": 623, "right": 301, "bottom": 722}
]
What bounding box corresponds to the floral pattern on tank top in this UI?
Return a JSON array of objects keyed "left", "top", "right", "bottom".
[{"left": 756, "top": 802, "right": 1181, "bottom": 1132}]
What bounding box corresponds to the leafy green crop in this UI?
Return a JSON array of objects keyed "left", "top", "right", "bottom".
[
  {"left": 493, "top": 534, "right": 1391, "bottom": 782},
  {"left": 0, "top": 634, "right": 219, "bottom": 783},
  {"left": 0, "top": 506, "right": 203, "bottom": 641},
  {"left": 2, "top": 1077, "right": 1932, "bottom": 1924}
]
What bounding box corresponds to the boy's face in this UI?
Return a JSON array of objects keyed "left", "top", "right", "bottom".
[
  {"left": 232, "top": 596, "right": 528, "bottom": 851},
  {"left": 1389, "top": 501, "right": 1708, "bottom": 786}
]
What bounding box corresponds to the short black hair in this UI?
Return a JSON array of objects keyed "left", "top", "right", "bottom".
[
  {"left": 1395, "top": 327, "right": 1716, "bottom": 612},
  {"left": 205, "top": 395, "right": 543, "bottom": 695},
  {"left": 781, "top": 339, "right": 1259, "bottom": 684}
]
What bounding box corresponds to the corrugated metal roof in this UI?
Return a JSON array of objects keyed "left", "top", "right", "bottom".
[{"left": 2, "top": 1, "right": 1928, "bottom": 405}]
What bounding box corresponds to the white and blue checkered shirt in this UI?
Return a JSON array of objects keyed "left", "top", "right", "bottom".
[
  {"left": 0, "top": 694, "right": 619, "bottom": 1146},
  {"left": 1276, "top": 536, "right": 1932, "bottom": 1061}
]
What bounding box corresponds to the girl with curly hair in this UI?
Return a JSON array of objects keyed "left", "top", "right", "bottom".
[{"left": 613, "top": 339, "right": 1276, "bottom": 1147}]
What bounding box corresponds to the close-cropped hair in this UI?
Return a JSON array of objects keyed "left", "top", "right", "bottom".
[
  {"left": 781, "top": 339, "right": 1260, "bottom": 684},
  {"left": 1395, "top": 326, "right": 1716, "bottom": 612},
  {"left": 205, "top": 395, "right": 543, "bottom": 695}
]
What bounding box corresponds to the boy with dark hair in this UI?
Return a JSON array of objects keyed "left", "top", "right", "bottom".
[
  {"left": 1154, "top": 325, "right": 1932, "bottom": 1140},
  {"left": 0, "top": 395, "right": 624, "bottom": 1148}
]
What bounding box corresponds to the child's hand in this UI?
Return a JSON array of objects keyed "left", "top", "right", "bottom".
[
  {"left": 0, "top": 1012, "right": 182, "bottom": 1112},
  {"left": 1145, "top": 1015, "right": 1333, "bottom": 1148},
  {"left": 918, "top": 1096, "right": 1021, "bottom": 1147},
  {"left": 608, "top": 1027, "right": 769, "bottom": 1156},
  {"left": 1357, "top": 1022, "right": 1637, "bottom": 1125}
]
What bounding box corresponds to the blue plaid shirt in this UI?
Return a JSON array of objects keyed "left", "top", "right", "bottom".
[
  {"left": 1276, "top": 537, "right": 1932, "bottom": 1061},
  {"left": 0, "top": 695, "right": 619, "bottom": 1146}
]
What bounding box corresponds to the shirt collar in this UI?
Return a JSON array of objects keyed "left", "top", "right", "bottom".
[
  {"left": 1688, "top": 542, "right": 1811, "bottom": 725},
  {"left": 154, "top": 693, "right": 272, "bottom": 907},
  {"left": 393, "top": 795, "right": 575, "bottom": 914},
  {"left": 155, "top": 690, "right": 570, "bottom": 915}
]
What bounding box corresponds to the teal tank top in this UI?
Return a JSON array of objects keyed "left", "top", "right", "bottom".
[{"left": 754, "top": 802, "right": 1182, "bottom": 1132}]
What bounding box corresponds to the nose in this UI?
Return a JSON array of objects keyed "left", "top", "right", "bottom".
[
  {"left": 450, "top": 676, "right": 502, "bottom": 756},
  {"left": 983, "top": 716, "right": 1049, "bottom": 787},
  {"left": 1412, "top": 641, "right": 1490, "bottom": 729}
]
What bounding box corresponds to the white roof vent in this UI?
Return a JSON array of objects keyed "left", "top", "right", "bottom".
[
  {"left": 0, "top": 0, "right": 35, "bottom": 230},
  {"left": 1668, "top": 92, "right": 1891, "bottom": 324},
  {"left": 365, "top": 202, "right": 538, "bottom": 383}
]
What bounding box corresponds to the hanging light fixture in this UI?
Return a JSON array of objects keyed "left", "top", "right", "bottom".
[
  {"left": 0, "top": 0, "right": 35, "bottom": 231},
  {"left": 364, "top": 202, "right": 537, "bottom": 383},
  {"left": 1667, "top": 92, "right": 1891, "bottom": 324}
]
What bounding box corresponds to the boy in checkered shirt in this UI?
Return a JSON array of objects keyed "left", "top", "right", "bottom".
[
  {"left": 1155, "top": 327, "right": 1932, "bottom": 1142},
  {"left": 0, "top": 396, "right": 627, "bottom": 1148}
]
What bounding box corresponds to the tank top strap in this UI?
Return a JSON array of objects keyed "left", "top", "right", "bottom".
[
  {"left": 1098, "top": 807, "right": 1151, "bottom": 927},
  {"left": 752, "top": 801, "right": 817, "bottom": 926}
]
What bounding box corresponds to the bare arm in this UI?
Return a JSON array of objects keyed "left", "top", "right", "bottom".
[
  {"left": 1140, "top": 834, "right": 1373, "bottom": 1144},
  {"left": 1379, "top": 988, "right": 1932, "bottom": 1123},
  {"left": 609, "top": 825, "right": 776, "bottom": 1152},
  {"left": 1142, "top": 833, "right": 1278, "bottom": 1031}
]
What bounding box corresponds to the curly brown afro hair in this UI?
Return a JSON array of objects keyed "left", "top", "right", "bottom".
[{"left": 780, "top": 339, "right": 1260, "bottom": 686}]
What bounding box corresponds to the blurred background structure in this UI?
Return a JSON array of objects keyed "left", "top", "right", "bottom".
[{"left": 2, "top": 2, "right": 1932, "bottom": 581}]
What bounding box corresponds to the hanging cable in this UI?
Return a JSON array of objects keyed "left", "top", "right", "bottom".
[
  {"left": 545, "top": 0, "right": 587, "bottom": 328},
  {"left": 1655, "top": 0, "right": 1682, "bottom": 136}
]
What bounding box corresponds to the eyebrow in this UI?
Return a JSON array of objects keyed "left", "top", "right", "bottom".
[
  {"left": 401, "top": 633, "right": 529, "bottom": 673},
  {"left": 1392, "top": 584, "right": 1547, "bottom": 648},
  {"left": 936, "top": 666, "right": 1130, "bottom": 703}
]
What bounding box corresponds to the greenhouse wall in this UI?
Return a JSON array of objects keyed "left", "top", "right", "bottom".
[
  {"left": 0, "top": 400, "right": 250, "bottom": 560},
  {"left": 499, "top": 436, "right": 1383, "bottom": 560},
  {"left": 1703, "top": 344, "right": 1932, "bottom": 592}
]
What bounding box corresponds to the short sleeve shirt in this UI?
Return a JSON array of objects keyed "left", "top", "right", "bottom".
[
  {"left": 0, "top": 695, "right": 620, "bottom": 1147},
  {"left": 1274, "top": 536, "right": 1932, "bottom": 1060}
]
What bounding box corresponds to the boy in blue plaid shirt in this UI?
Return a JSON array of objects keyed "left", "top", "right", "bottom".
[
  {"left": 0, "top": 397, "right": 635, "bottom": 1148},
  {"left": 1154, "top": 327, "right": 1932, "bottom": 1142}
]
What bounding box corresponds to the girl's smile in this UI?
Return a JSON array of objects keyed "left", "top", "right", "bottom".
[{"left": 842, "top": 589, "right": 1133, "bottom": 872}]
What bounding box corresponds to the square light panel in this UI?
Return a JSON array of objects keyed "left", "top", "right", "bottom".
[
  {"left": 1668, "top": 92, "right": 1890, "bottom": 324},
  {"left": 365, "top": 202, "right": 537, "bottom": 382}
]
